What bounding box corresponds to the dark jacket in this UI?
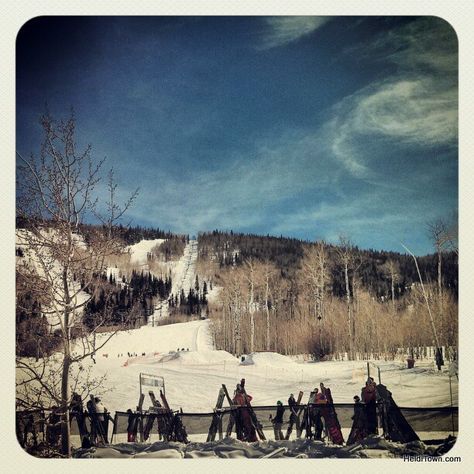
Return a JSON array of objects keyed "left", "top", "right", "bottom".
[{"left": 274, "top": 405, "right": 285, "bottom": 424}]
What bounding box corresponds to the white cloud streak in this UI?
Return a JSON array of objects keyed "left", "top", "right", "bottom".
[
  {"left": 326, "top": 18, "right": 457, "bottom": 177},
  {"left": 259, "top": 16, "right": 331, "bottom": 49}
]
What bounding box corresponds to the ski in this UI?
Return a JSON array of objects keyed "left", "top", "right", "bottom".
[
  {"left": 143, "top": 391, "right": 163, "bottom": 440},
  {"left": 285, "top": 390, "right": 304, "bottom": 440},
  {"left": 222, "top": 384, "right": 237, "bottom": 438},
  {"left": 207, "top": 387, "right": 226, "bottom": 442},
  {"left": 301, "top": 391, "right": 314, "bottom": 439},
  {"left": 160, "top": 389, "right": 188, "bottom": 443}
]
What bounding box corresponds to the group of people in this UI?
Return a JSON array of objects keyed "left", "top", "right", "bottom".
[
  {"left": 45, "top": 394, "right": 114, "bottom": 448},
  {"left": 302, "top": 383, "right": 342, "bottom": 442}
]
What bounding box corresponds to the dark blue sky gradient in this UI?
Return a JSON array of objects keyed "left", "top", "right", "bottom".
[{"left": 16, "top": 16, "right": 458, "bottom": 255}]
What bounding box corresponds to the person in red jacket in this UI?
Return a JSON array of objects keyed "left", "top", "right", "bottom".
[{"left": 232, "top": 384, "right": 257, "bottom": 442}]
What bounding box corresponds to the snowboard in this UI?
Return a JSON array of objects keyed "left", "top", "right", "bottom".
[
  {"left": 285, "top": 390, "right": 304, "bottom": 440},
  {"left": 320, "top": 403, "right": 344, "bottom": 445},
  {"left": 376, "top": 384, "right": 419, "bottom": 443},
  {"left": 207, "top": 387, "right": 226, "bottom": 442}
]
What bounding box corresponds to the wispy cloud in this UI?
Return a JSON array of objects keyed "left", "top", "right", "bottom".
[
  {"left": 259, "top": 16, "right": 331, "bottom": 49},
  {"left": 326, "top": 18, "right": 457, "bottom": 177},
  {"left": 112, "top": 17, "right": 457, "bottom": 253}
]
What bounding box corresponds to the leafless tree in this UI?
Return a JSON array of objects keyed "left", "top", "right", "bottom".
[
  {"left": 16, "top": 113, "right": 138, "bottom": 456},
  {"left": 382, "top": 259, "right": 400, "bottom": 313},
  {"left": 243, "top": 258, "right": 257, "bottom": 353},
  {"left": 427, "top": 218, "right": 450, "bottom": 305},
  {"left": 336, "top": 235, "right": 355, "bottom": 359},
  {"left": 300, "top": 241, "right": 330, "bottom": 355}
]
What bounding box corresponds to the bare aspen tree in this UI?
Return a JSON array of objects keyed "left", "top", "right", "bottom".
[
  {"left": 244, "top": 259, "right": 256, "bottom": 353},
  {"left": 16, "top": 113, "right": 137, "bottom": 456},
  {"left": 427, "top": 219, "right": 450, "bottom": 306},
  {"left": 300, "top": 241, "right": 330, "bottom": 356},
  {"left": 382, "top": 259, "right": 400, "bottom": 313},
  {"left": 336, "top": 235, "right": 355, "bottom": 359},
  {"left": 261, "top": 261, "right": 277, "bottom": 352}
]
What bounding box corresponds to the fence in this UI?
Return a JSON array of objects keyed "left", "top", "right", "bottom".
[{"left": 16, "top": 403, "right": 458, "bottom": 451}]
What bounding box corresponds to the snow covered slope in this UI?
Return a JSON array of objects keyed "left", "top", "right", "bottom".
[
  {"left": 126, "top": 239, "right": 166, "bottom": 266},
  {"left": 81, "top": 319, "right": 457, "bottom": 418},
  {"left": 147, "top": 239, "right": 199, "bottom": 325}
]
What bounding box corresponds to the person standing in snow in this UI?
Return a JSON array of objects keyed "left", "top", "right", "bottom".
[
  {"left": 347, "top": 395, "right": 369, "bottom": 444},
  {"left": 361, "top": 377, "right": 377, "bottom": 434},
  {"left": 304, "top": 388, "right": 318, "bottom": 439},
  {"left": 313, "top": 387, "right": 327, "bottom": 440},
  {"left": 70, "top": 392, "right": 89, "bottom": 446},
  {"left": 233, "top": 384, "right": 257, "bottom": 442},
  {"left": 126, "top": 408, "right": 138, "bottom": 442},
  {"left": 288, "top": 393, "right": 301, "bottom": 438},
  {"left": 270, "top": 401, "right": 285, "bottom": 440},
  {"left": 90, "top": 397, "right": 113, "bottom": 444},
  {"left": 46, "top": 406, "right": 61, "bottom": 447}
]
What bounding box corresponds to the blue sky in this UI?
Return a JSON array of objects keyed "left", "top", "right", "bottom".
[{"left": 16, "top": 16, "right": 458, "bottom": 255}]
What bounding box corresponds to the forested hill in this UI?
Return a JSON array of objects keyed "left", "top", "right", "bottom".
[
  {"left": 81, "top": 223, "right": 189, "bottom": 246},
  {"left": 198, "top": 230, "right": 458, "bottom": 299},
  {"left": 16, "top": 217, "right": 189, "bottom": 247}
]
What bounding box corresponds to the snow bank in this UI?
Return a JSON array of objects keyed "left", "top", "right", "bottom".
[
  {"left": 73, "top": 436, "right": 456, "bottom": 459},
  {"left": 247, "top": 352, "right": 296, "bottom": 366}
]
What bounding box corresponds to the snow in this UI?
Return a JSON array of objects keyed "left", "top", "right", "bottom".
[
  {"left": 126, "top": 239, "right": 166, "bottom": 265},
  {"left": 147, "top": 239, "right": 199, "bottom": 325},
  {"left": 73, "top": 436, "right": 456, "bottom": 459},
  {"left": 70, "top": 318, "right": 458, "bottom": 419}
]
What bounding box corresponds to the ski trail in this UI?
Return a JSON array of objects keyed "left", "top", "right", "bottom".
[
  {"left": 148, "top": 239, "right": 199, "bottom": 326},
  {"left": 172, "top": 239, "right": 198, "bottom": 297}
]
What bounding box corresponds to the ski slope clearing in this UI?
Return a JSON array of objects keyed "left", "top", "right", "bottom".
[
  {"left": 82, "top": 319, "right": 457, "bottom": 419},
  {"left": 126, "top": 239, "right": 166, "bottom": 265}
]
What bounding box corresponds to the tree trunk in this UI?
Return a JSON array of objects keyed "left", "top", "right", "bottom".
[
  {"left": 265, "top": 279, "right": 270, "bottom": 351},
  {"left": 61, "top": 264, "right": 72, "bottom": 456},
  {"left": 391, "top": 273, "right": 395, "bottom": 313},
  {"left": 60, "top": 353, "right": 71, "bottom": 456},
  {"left": 344, "top": 261, "right": 353, "bottom": 360},
  {"left": 250, "top": 312, "right": 254, "bottom": 353}
]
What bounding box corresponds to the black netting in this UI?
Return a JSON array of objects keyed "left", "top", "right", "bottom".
[
  {"left": 110, "top": 404, "right": 458, "bottom": 437},
  {"left": 17, "top": 403, "right": 458, "bottom": 448}
]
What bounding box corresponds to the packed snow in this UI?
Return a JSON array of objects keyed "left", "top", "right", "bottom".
[
  {"left": 82, "top": 319, "right": 458, "bottom": 418},
  {"left": 126, "top": 238, "right": 166, "bottom": 265}
]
